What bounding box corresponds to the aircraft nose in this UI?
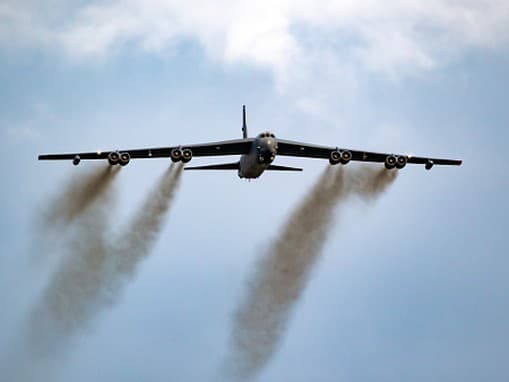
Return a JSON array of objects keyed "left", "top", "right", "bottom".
[
  {"left": 266, "top": 138, "right": 277, "bottom": 150},
  {"left": 262, "top": 149, "right": 275, "bottom": 163},
  {"left": 257, "top": 138, "right": 277, "bottom": 163}
]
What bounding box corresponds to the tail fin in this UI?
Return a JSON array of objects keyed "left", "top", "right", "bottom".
[{"left": 242, "top": 105, "right": 248, "bottom": 138}]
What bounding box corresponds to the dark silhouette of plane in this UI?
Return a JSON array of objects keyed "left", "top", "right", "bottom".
[{"left": 39, "top": 106, "right": 462, "bottom": 179}]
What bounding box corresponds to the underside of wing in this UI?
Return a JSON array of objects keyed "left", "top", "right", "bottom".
[
  {"left": 276, "top": 139, "right": 462, "bottom": 170},
  {"left": 276, "top": 139, "right": 335, "bottom": 159},
  {"left": 38, "top": 138, "right": 254, "bottom": 166},
  {"left": 182, "top": 139, "right": 254, "bottom": 157}
]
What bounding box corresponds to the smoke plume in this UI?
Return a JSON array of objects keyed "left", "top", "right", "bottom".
[
  {"left": 43, "top": 165, "right": 121, "bottom": 226},
  {"left": 4, "top": 164, "right": 183, "bottom": 381},
  {"left": 31, "top": 163, "right": 182, "bottom": 350},
  {"left": 33, "top": 165, "right": 121, "bottom": 265},
  {"left": 224, "top": 165, "right": 397, "bottom": 380},
  {"left": 26, "top": 194, "right": 115, "bottom": 352},
  {"left": 109, "top": 162, "right": 184, "bottom": 288},
  {"left": 3, "top": 166, "right": 120, "bottom": 380}
]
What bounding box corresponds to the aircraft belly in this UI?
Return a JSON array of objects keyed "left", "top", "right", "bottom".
[{"left": 239, "top": 153, "right": 268, "bottom": 179}]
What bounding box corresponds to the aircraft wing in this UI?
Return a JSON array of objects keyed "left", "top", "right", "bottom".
[
  {"left": 39, "top": 138, "right": 255, "bottom": 163},
  {"left": 276, "top": 139, "right": 462, "bottom": 169}
]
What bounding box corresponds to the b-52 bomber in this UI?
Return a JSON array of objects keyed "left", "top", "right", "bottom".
[{"left": 39, "top": 106, "right": 462, "bottom": 179}]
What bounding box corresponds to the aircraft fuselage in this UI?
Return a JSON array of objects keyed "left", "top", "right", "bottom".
[{"left": 238, "top": 132, "right": 277, "bottom": 179}]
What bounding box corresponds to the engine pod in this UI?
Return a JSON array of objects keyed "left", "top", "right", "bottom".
[
  {"left": 396, "top": 155, "right": 407, "bottom": 169},
  {"left": 181, "top": 148, "right": 193, "bottom": 163},
  {"left": 108, "top": 151, "right": 120, "bottom": 165},
  {"left": 329, "top": 150, "right": 341, "bottom": 165},
  {"left": 119, "top": 152, "right": 130, "bottom": 166},
  {"left": 385, "top": 155, "right": 397, "bottom": 169},
  {"left": 340, "top": 150, "right": 352, "bottom": 164},
  {"left": 170, "top": 148, "right": 183, "bottom": 162}
]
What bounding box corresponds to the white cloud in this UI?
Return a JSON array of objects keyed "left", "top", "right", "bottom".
[
  {"left": 2, "top": 1, "right": 508, "bottom": 72},
  {"left": 1, "top": 0, "right": 508, "bottom": 117}
]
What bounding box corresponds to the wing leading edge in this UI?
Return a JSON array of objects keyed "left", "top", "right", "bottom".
[
  {"left": 38, "top": 135, "right": 461, "bottom": 171},
  {"left": 276, "top": 139, "right": 462, "bottom": 169},
  {"left": 38, "top": 138, "right": 255, "bottom": 164}
]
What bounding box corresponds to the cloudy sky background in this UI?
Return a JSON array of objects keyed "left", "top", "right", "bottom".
[{"left": 1, "top": 1, "right": 508, "bottom": 381}]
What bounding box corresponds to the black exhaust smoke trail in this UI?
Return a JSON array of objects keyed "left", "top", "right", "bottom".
[
  {"left": 28, "top": 163, "right": 183, "bottom": 342},
  {"left": 224, "top": 165, "right": 397, "bottom": 380},
  {"left": 27, "top": 195, "right": 115, "bottom": 346},
  {"left": 4, "top": 164, "right": 183, "bottom": 381},
  {"left": 44, "top": 165, "right": 121, "bottom": 226},
  {"left": 33, "top": 165, "right": 121, "bottom": 264},
  {"left": 109, "top": 162, "right": 184, "bottom": 287},
  {"left": 31, "top": 163, "right": 183, "bottom": 346},
  {"left": 33, "top": 165, "right": 121, "bottom": 328},
  {"left": 3, "top": 167, "right": 120, "bottom": 381}
]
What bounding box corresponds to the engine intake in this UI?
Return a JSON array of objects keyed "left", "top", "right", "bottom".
[
  {"left": 396, "top": 155, "right": 407, "bottom": 169},
  {"left": 119, "top": 152, "right": 130, "bottom": 166},
  {"left": 73, "top": 155, "right": 81, "bottom": 166},
  {"left": 385, "top": 155, "right": 397, "bottom": 169},
  {"left": 170, "top": 148, "right": 183, "bottom": 162},
  {"left": 425, "top": 160, "right": 434, "bottom": 170},
  {"left": 341, "top": 150, "right": 352, "bottom": 164},
  {"left": 181, "top": 148, "right": 193, "bottom": 163},
  {"left": 329, "top": 150, "right": 341, "bottom": 165},
  {"left": 108, "top": 151, "right": 120, "bottom": 165}
]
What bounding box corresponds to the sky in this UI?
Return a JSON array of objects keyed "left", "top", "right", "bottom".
[{"left": 0, "top": 1, "right": 508, "bottom": 381}]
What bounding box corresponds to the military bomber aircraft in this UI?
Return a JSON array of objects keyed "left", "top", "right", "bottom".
[{"left": 38, "top": 106, "right": 462, "bottom": 178}]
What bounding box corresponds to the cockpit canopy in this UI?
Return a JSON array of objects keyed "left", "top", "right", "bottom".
[{"left": 258, "top": 131, "right": 276, "bottom": 139}]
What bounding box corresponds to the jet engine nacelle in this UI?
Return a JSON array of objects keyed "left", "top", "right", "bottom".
[
  {"left": 73, "top": 155, "right": 81, "bottom": 166},
  {"left": 425, "top": 160, "right": 434, "bottom": 170},
  {"left": 119, "top": 152, "right": 130, "bottom": 166},
  {"left": 108, "top": 151, "right": 120, "bottom": 165},
  {"left": 340, "top": 150, "right": 352, "bottom": 165},
  {"left": 329, "top": 150, "right": 341, "bottom": 165},
  {"left": 181, "top": 148, "right": 193, "bottom": 163},
  {"left": 329, "top": 150, "right": 352, "bottom": 165},
  {"left": 170, "top": 148, "right": 183, "bottom": 162},
  {"left": 385, "top": 155, "right": 397, "bottom": 169},
  {"left": 396, "top": 155, "right": 407, "bottom": 169}
]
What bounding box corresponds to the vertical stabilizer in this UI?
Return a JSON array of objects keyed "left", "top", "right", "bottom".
[{"left": 242, "top": 105, "right": 248, "bottom": 138}]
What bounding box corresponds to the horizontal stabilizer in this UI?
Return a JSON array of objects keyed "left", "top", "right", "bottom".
[
  {"left": 184, "top": 162, "right": 240, "bottom": 171},
  {"left": 266, "top": 164, "right": 302, "bottom": 171}
]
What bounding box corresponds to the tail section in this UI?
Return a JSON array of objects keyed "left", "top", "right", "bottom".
[
  {"left": 266, "top": 164, "right": 302, "bottom": 172},
  {"left": 184, "top": 162, "right": 240, "bottom": 171},
  {"left": 184, "top": 163, "right": 302, "bottom": 172},
  {"left": 242, "top": 105, "right": 248, "bottom": 138}
]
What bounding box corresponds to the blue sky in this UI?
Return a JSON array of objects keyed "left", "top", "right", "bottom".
[{"left": 1, "top": 1, "right": 508, "bottom": 381}]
